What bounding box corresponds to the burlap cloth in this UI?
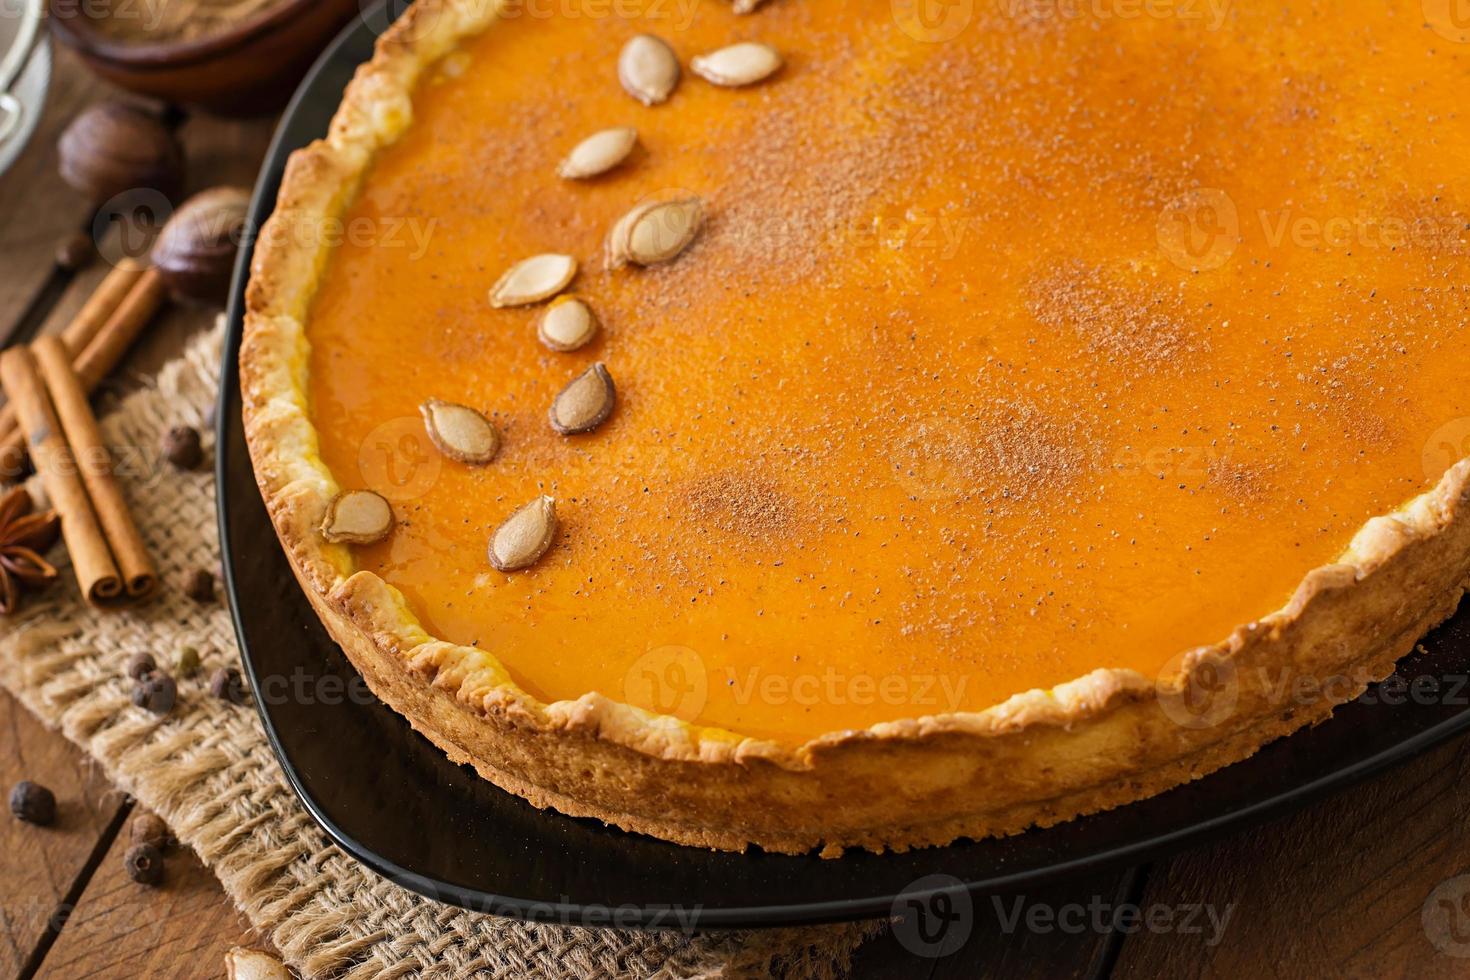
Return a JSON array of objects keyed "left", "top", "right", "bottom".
[{"left": 0, "top": 323, "right": 880, "bottom": 979}]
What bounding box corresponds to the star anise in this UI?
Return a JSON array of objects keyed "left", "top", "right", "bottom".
[{"left": 0, "top": 486, "right": 61, "bottom": 616}]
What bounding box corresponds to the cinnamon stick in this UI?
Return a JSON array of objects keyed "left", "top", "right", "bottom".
[
  {"left": 0, "top": 347, "right": 122, "bottom": 605},
  {"left": 0, "top": 266, "right": 166, "bottom": 468},
  {"left": 61, "top": 258, "right": 149, "bottom": 352},
  {"left": 0, "top": 259, "right": 146, "bottom": 453},
  {"left": 73, "top": 267, "right": 168, "bottom": 390},
  {"left": 33, "top": 335, "right": 156, "bottom": 598}
]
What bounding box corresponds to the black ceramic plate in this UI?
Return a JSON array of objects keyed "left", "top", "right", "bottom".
[{"left": 218, "top": 5, "right": 1470, "bottom": 929}]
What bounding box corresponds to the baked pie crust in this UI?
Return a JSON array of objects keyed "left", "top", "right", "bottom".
[{"left": 242, "top": 0, "right": 1470, "bottom": 855}]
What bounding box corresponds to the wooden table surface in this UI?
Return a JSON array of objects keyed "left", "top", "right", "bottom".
[{"left": 3, "top": 42, "right": 1470, "bottom": 980}]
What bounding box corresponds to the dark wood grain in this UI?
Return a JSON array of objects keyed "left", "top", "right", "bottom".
[
  {"left": 0, "top": 47, "right": 112, "bottom": 348},
  {"left": 34, "top": 809, "right": 259, "bottom": 980},
  {"left": 0, "top": 687, "right": 121, "bottom": 978},
  {"left": 852, "top": 869, "right": 1142, "bottom": 979},
  {"left": 1114, "top": 735, "right": 1470, "bottom": 980}
]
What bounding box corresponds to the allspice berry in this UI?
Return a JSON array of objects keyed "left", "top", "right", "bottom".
[
  {"left": 162, "top": 426, "right": 204, "bottom": 470},
  {"left": 183, "top": 568, "right": 215, "bottom": 604},
  {"left": 209, "top": 666, "right": 245, "bottom": 705},
  {"left": 152, "top": 187, "right": 251, "bottom": 305},
  {"left": 132, "top": 671, "right": 177, "bottom": 716},
  {"left": 57, "top": 102, "right": 183, "bottom": 204},
  {"left": 130, "top": 812, "right": 170, "bottom": 851},
  {"left": 126, "top": 651, "right": 157, "bottom": 680},
  {"left": 9, "top": 781, "right": 56, "bottom": 826},
  {"left": 124, "top": 842, "right": 164, "bottom": 885}
]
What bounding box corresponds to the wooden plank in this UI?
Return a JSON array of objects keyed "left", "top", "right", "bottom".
[
  {"left": 34, "top": 808, "right": 260, "bottom": 980},
  {"left": 0, "top": 687, "right": 121, "bottom": 978},
  {"left": 0, "top": 46, "right": 113, "bottom": 345},
  {"left": 1112, "top": 735, "right": 1470, "bottom": 979},
  {"left": 852, "top": 868, "right": 1140, "bottom": 979},
  {"left": 174, "top": 112, "right": 278, "bottom": 196}
]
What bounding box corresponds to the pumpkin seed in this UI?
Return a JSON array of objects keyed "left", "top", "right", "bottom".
[
  {"left": 320, "top": 490, "right": 393, "bottom": 544},
  {"left": 619, "top": 34, "right": 680, "bottom": 105},
  {"left": 538, "top": 296, "right": 599, "bottom": 352},
  {"left": 489, "top": 495, "right": 558, "bottom": 572},
  {"left": 691, "top": 43, "right": 783, "bottom": 87},
  {"left": 489, "top": 254, "right": 577, "bottom": 308},
  {"left": 558, "top": 127, "right": 639, "bottom": 180},
  {"left": 549, "top": 363, "right": 617, "bottom": 435},
  {"left": 420, "top": 399, "right": 501, "bottom": 465},
  {"left": 732, "top": 0, "right": 768, "bottom": 11},
  {"left": 606, "top": 196, "right": 705, "bottom": 268}
]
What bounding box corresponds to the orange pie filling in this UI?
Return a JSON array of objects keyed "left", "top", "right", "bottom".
[{"left": 303, "top": 0, "right": 1470, "bottom": 745}]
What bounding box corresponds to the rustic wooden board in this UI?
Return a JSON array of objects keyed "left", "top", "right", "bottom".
[
  {"left": 33, "top": 808, "right": 258, "bottom": 980},
  {"left": 0, "top": 687, "right": 122, "bottom": 978},
  {"left": 850, "top": 869, "right": 1141, "bottom": 979},
  {"left": 1113, "top": 736, "right": 1470, "bottom": 980},
  {"left": 0, "top": 47, "right": 111, "bottom": 349}
]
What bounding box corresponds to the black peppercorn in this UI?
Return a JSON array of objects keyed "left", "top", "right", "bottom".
[
  {"left": 9, "top": 781, "right": 56, "bottom": 826},
  {"left": 124, "top": 842, "right": 164, "bottom": 885},
  {"left": 162, "top": 426, "right": 203, "bottom": 471},
  {"left": 126, "top": 651, "right": 156, "bottom": 680},
  {"left": 209, "top": 666, "right": 245, "bottom": 705},
  {"left": 183, "top": 568, "right": 214, "bottom": 604},
  {"left": 130, "top": 812, "right": 169, "bottom": 851},
  {"left": 131, "top": 671, "right": 177, "bottom": 715}
]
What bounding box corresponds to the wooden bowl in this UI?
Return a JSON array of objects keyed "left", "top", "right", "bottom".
[{"left": 47, "top": 0, "right": 362, "bottom": 117}]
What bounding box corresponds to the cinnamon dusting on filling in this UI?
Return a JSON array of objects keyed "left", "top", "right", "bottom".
[
  {"left": 686, "top": 472, "right": 796, "bottom": 541},
  {"left": 1025, "top": 260, "right": 1195, "bottom": 366},
  {"left": 895, "top": 400, "right": 1095, "bottom": 506},
  {"left": 1208, "top": 456, "right": 1275, "bottom": 503}
]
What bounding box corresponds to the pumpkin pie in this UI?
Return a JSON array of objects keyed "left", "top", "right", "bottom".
[{"left": 241, "top": 0, "right": 1470, "bottom": 854}]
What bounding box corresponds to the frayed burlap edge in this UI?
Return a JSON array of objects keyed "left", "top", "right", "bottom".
[{"left": 0, "top": 322, "right": 883, "bottom": 979}]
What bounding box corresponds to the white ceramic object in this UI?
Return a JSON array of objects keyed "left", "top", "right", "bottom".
[{"left": 0, "top": 0, "right": 51, "bottom": 177}]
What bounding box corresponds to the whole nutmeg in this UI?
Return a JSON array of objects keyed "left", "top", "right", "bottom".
[
  {"left": 132, "top": 671, "right": 177, "bottom": 716},
  {"left": 152, "top": 187, "right": 250, "bottom": 306},
  {"left": 162, "top": 425, "right": 204, "bottom": 470},
  {"left": 9, "top": 780, "right": 57, "bottom": 826},
  {"left": 57, "top": 102, "right": 183, "bottom": 204},
  {"left": 124, "top": 842, "right": 164, "bottom": 885},
  {"left": 130, "top": 811, "right": 170, "bottom": 851}
]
